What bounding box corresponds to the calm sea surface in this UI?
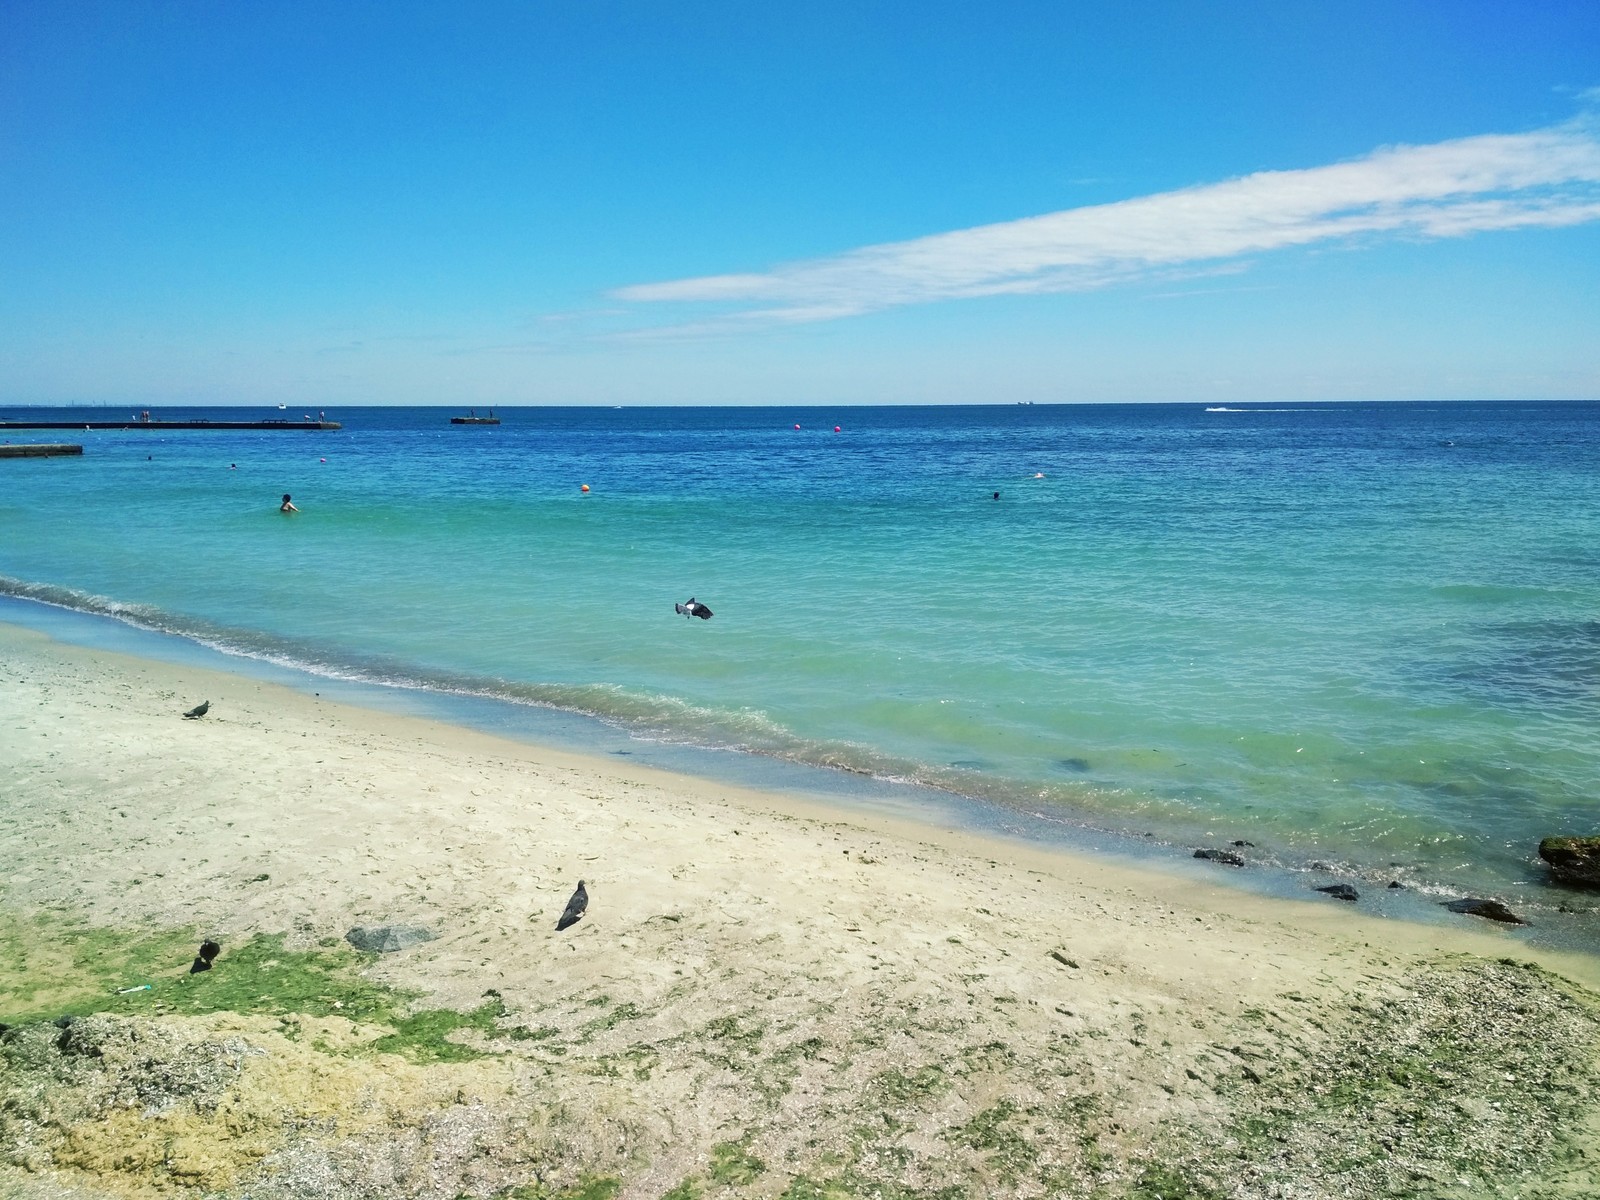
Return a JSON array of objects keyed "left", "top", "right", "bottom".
[{"left": 4, "top": 402, "right": 1599, "bottom": 912}]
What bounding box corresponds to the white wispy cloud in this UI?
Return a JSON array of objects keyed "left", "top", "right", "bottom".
[{"left": 612, "top": 116, "right": 1600, "bottom": 327}]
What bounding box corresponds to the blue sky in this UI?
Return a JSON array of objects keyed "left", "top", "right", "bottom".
[{"left": 1, "top": 1, "right": 1597, "bottom": 406}]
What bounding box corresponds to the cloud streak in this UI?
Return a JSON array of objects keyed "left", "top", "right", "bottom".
[{"left": 613, "top": 118, "right": 1600, "bottom": 327}]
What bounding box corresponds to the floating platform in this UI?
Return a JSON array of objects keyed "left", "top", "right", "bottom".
[
  {"left": 0, "top": 443, "right": 84, "bottom": 458},
  {"left": 450, "top": 416, "right": 501, "bottom": 425},
  {"left": 0, "top": 419, "right": 340, "bottom": 431}
]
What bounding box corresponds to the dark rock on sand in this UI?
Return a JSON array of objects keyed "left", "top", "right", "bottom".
[
  {"left": 1194, "top": 849, "right": 1245, "bottom": 866},
  {"left": 345, "top": 924, "right": 437, "bottom": 953},
  {"left": 1442, "top": 898, "right": 1526, "bottom": 925},
  {"left": 1317, "top": 884, "right": 1359, "bottom": 902},
  {"left": 1538, "top": 836, "right": 1600, "bottom": 888}
]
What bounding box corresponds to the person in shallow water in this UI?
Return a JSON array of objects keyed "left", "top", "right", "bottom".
[{"left": 279, "top": 493, "right": 298, "bottom": 513}]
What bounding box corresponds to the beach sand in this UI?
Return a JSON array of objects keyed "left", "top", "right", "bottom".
[{"left": 2, "top": 620, "right": 1598, "bottom": 1199}]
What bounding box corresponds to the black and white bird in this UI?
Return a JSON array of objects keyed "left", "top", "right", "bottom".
[
  {"left": 675, "top": 597, "right": 713, "bottom": 620},
  {"left": 556, "top": 880, "right": 589, "bottom": 931},
  {"left": 183, "top": 700, "right": 211, "bottom": 719}
]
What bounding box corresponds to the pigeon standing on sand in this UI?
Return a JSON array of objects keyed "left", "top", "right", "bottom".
[
  {"left": 183, "top": 700, "right": 210, "bottom": 719},
  {"left": 189, "top": 940, "right": 221, "bottom": 973},
  {"left": 675, "top": 598, "right": 713, "bottom": 620},
  {"left": 556, "top": 881, "right": 589, "bottom": 931}
]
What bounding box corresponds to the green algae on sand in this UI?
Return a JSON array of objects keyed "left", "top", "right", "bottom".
[
  {"left": 0, "top": 911, "right": 504, "bottom": 1063},
  {"left": 4, "top": 911, "right": 1600, "bottom": 1200}
]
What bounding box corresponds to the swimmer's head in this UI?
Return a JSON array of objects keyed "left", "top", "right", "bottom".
[{"left": 282, "top": 493, "right": 291, "bottom": 503}]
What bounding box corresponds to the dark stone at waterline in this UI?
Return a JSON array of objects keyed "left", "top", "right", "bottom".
[
  {"left": 1317, "top": 884, "right": 1359, "bottom": 902},
  {"left": 345, "top": 924, "right": 437, "bottom": 953},
  {"left": 1442, "top": 898, "right": 1526, "bottom": 925},
  {"left": 1231, "top": 840, "right": 1256, "bottom": 848},
  {"left": 1194, "top": 848, "right": 1245, "bottom": 867},
  {"left": 1387, "top": 880, "right": 1405, "bottom": 889},
  {"left": 1538, "top": 836, "right": 1600, "bottom": 888}
]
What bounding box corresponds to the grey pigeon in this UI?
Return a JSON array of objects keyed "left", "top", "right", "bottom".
[
  {"left": 556, "top": 881, "right": 589, "bottom": 931},
  {"left": 675, "top": 597, "right": 713, "bottom": 620},
  {"left": 183, "top": 700, "right": 210, "bottom": 719}
]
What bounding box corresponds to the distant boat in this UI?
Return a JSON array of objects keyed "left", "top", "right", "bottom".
[
  {"left": 451, "top": 409, "right": 500, "bottom": 425},
  {"left": 278, "top": 404, "right": 286, "bottom": 410}
]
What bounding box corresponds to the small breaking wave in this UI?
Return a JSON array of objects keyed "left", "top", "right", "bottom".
[{"left": 0, "top": 573, "right": 1115, "bottom": 818}]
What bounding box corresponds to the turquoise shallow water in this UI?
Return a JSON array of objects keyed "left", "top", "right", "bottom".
[{"left": 4, "top": 402, "right": 1600, "bottom": 913}]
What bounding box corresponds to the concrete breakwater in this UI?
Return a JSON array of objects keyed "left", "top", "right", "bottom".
[
  {"left": 0, "top": 419, "right": 339, "bottom": 431},
  {"left": 0, "top": 444, "right": 83, "bottom": 458}
]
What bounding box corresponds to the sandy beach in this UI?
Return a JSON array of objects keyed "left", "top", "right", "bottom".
[{"left": 3, "top": 619, "right": 1598, "bottom": 1200}]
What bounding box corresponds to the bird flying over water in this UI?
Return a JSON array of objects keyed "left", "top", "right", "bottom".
[
  {"left": 556, "top": 881, "right": 589, "bottom": 931},
  {"left": 675, "top": 597, "right": 713, "bottom": 620},
  {"left": 183, "top": 700, "right": 210, "bottom": 719}
]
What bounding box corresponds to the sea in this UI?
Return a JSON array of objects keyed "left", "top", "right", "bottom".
[{"left": 4, "top": 401, "right": 1599, "bottom": 938}]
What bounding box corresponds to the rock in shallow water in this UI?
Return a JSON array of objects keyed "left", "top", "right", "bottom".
[
  {"left": 1442, "top": 898, "right": 1526, "bottom": 925},
  {"left": 1194, "top": 848, "right": 1245, "bottom": 866},
  {"left": 345, "top": 924, "right": 437, "bottom": 953},
  {"left": 1317, "top": 884, "right": 1359, "bottom": 902},
  {"left": 1538, "top": 836, "right": 1600, "bottom": 888}
]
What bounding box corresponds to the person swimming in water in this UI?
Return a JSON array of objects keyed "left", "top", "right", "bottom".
[{"left": 280, "top": 493, "right": 298, "bottom": 512}]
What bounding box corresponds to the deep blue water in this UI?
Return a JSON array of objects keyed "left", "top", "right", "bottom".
[{"left": 5, "top": 401, "right": 1600, "bottom": 914}]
